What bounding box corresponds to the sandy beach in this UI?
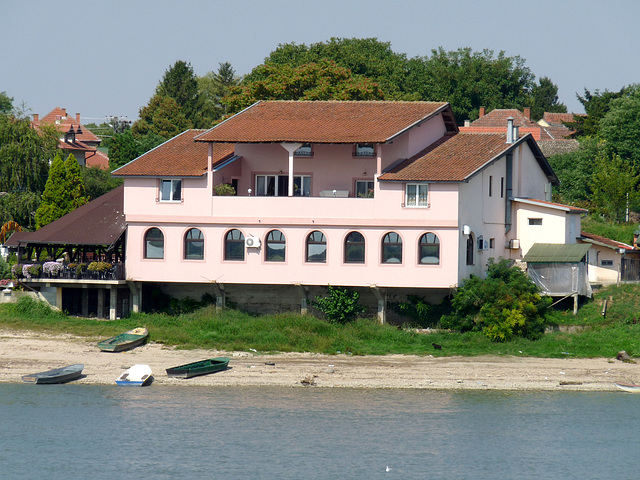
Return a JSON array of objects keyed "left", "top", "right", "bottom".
[{"left": 1, "top": 328, "right": 637, "bottom": 391}]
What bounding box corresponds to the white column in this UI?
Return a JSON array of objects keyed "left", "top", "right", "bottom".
[{"left": 281, "top": 143, "right": 302, "bottom": 197}]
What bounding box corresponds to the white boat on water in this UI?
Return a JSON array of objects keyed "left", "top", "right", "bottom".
[
  {"left": 615, "top": 382, "right": 640, "bottom": 393},
  {"left": 116, "top": 364, "right": 153, "bottom": 387}
]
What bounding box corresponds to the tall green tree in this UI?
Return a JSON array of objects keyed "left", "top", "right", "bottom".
[
  {"left": 547, "top": 137, "right": 600, "bottom": 207},
  {"left": 590, "top": 152, "right": 640, "bottom": 223},
  {"left": 197, "top": 62, "right": 242, "bottom": 124},
  {"left": 35, "top": 153, "right": 66, "bottom": 228},
  {"left": 0, "top": 114, "right": 58, "bottom": 194},
  {"left": 570, "top": 87, "right": 628, "bottom": 138},
  {"left": 598, "top": 85, "right": 640, "bottom": 166},
  {"left": 0, "top": 91, "right": 13, "bottom": 114},
  {"left": 83, "top": 166, "right": 123, "bottom": 200},
  {"left": 35, "top": 153, "right": 88, "bottom": 228},
  {"left": 527, "top": 76, "right": 567, "bottom": 121},
  {"left": 411, "top": 47, "right": 535, "bottom": 123},
  {"left": 156, "top": 60, "right": 201, "bottom": 126},
  {"left": 224, "top": 60, "right": 385, "bottom": 113},
  {"left": 256, "top": 38, "right": 412, "bottom": 99},
  {"left": 132, "top": 94, "right": 190, "bottom": 139},
  {"left": 0, "top": 191, "right": 40, "bottom": 229}
]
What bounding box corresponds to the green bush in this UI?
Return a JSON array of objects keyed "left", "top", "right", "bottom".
[
  {"left": 213, "top": 183, "right": 236, "bottom": 196},
  {"left": 313, "top": 285, "right": 366, "bottom": 323},
  {"left": 390, "top": 295, "right": 451, "bottom": 327},
  {"left": 441, "top": 259, "right": 551, "bottom": 341}
]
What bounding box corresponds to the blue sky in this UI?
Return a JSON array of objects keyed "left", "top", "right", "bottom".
[{"left": 2, "top": 0, "right": 638, "bottom": 123}]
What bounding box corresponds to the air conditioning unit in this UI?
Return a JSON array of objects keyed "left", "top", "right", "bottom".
[
  {"left": 508, "top": 239, "right": 520, "bottom": 250},
  {"left": 245, "top": 236, "right": 261, "bottom": 248}
]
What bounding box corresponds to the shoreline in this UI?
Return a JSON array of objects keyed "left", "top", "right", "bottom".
[{"left": 1, "top": 329, "right": 637, "bottom": 391}]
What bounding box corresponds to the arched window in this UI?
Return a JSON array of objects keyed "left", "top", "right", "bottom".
[
  {"left": 184, "top": 228, "right": 204, "bottom": 260},
  {"left": 419, "top": 232, "right": 440, "bottom": 264},
  {"left": 344, "top": 231, "right": 365, "bottom": 264},
  {"left": 265, "top": 230, "right": 286, "bottom": 262},
  {"left": 225, "top": 229, "right": 245, "bottom": 261},
  {"left": 382, "top": 232, "right": 402, "bottom": 264},
  {"left": 306, "top": 231, "right": 326, "bottom": 263},
  {"left": 144, "top": 228, "right": 164, "bottom": 259}
]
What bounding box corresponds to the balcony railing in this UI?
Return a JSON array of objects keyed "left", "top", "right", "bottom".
[{"left": 11, "top": 262, "right": 125, "bottom": 281}]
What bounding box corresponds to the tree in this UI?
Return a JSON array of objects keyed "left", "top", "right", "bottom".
[
  {"left": 132, "top": 94, "right": 190, "bottom": 139},
  {"left": 35, "top": 153, "right": 88, "bottom": 228},
  {"left": 441, "top": 259, "right": 551, "bottom": 341},
  {"left": 156, "top": 60, "right": 202, "bottom": 126},
  {"left": 598, "top": 85, "right": 640, "bottom": 166},
  {"left": 590, "top": 152, "right": 640, "bottom": 223},
  {"left": 0, "top": 91, "right": 12, "bottom": 114},
  {"left": 35, "top": 153, "right": 66, "bottom": 228},
  {"left": 256, "top": 38, "right": 412, "bottom": 99},
  {"left": 547, "top": 137, "right": 600, "bottom": 207},
  {"left": 84, "top": 166, "right": 123, "bottom": 200},
  {"left": 527, "top": 76, "right": 567, "bottom": 121},
  {"left": 0, "top": 114, "right": 58, "bottom": 194},
  {"left": 570, "top": 87, "right": 628, "bottom": 138},
  {"left": 224, "top": 60, "right": 385, "bottom": 113},
  {"left": 108, "top": 130, "right": 141, "bottom": 171},
  {"left": 197, "top": 62, "right": 242, "bottom": 124},
  {"left": 410, "top": 47, "right": 535, "bottom": 123},
  {"left": 0, "top": 192, "right": 40, "bottom": 229}
]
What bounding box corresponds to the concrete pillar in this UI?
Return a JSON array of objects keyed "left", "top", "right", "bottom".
[
  {"left": 56, "top": 287, "right": 63, "bottom": 311},
  {"left": 110, "top": 286, "right": 117, "bottom": 320},
  {"left": 127, "top": 282, "right": 141, "bottom": 313},
  {"left": 97, "top": 289, "right": 105, "bottom": 318},
  {"left": 212, "top": 282, "right": 225, "bottom": 312},
  {"left": 296, "top": 284, "right": 309, "bottom": 315},
  {"left": 370, "top": 286, "right": 386, "bottom": 324},
  {"left": 81, "top": 286, "right": 89, "bottom": 317}
]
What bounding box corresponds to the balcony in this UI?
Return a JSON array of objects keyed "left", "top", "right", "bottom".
[{"left": 11, "top": 261, "right": 126, "bottom": 282}]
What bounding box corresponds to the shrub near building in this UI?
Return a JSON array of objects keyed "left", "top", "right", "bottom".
[{"left": 441, "top": 259, "right": 551, "bottom": 341}]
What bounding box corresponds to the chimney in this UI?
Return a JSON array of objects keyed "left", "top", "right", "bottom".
[
  {"left": 479, "top": 106, "right": 486, "bottom": 118},
  {"left": 76, "top": 113, "right": 81, "bottom": 123},
  {"left": 464, "top": 120, "right": 470, "bottom": 127},
  {"left": 524, "top": 107, "right": 531, "bottom": 120},
  {"left": 506, "top": 117, "right": 514, "bottom": 143},
  {"left": 33, "top": 114, "right": 39, "bottom": 122},
  {"left": 62, "top": 108, "right": 67, "bottom": 117}
]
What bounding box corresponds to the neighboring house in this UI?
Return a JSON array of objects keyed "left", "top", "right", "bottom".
[
  {"left": 32, "top": 107, "right": 109, "bottom": 169},
  {"left": 461, "top": 107, "right": 580, "bottom": 158},
  {"left": 580, "top": 231, "right": 640, "bottom": 285},
  {"left": 110, "top": 100, "right": 576, "bottom": 318}
]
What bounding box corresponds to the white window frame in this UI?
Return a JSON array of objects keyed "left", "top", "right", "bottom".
[
  {"left": 355, "top": 180, "right": 374, "bottom": 198},
  {"left": 354, "top": 143, "right": 375, "bottom": 157},
  {"left": 160, "top": 179, "right": 182, "bottom": 202},
  {"left": 405, "top": 183, "right": 429, "bottom": 208},
  {"left": 294, "top": 143, "right": 313, "bottom": 157},
  {"left": 255, "top": 174, "right": 311, "bottom": 196}
]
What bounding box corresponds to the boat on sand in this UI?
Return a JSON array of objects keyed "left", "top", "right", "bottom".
[
  {"left": 22, "top": 364, "right": 84, "bottom": 384},
  {"left": 97, "top": 327, "right": 148, "bottom": 352},
  {"left": 166, "top": 357, "right": 230, "bottom": 379},
  {"left": 615, "top": 382, "right": 640, "bottom": 393},
  {"left": 116, "top": 364, "right": 153, "bottom": 386}
]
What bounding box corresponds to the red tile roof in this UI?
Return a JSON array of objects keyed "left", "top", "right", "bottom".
[
  {"left": 461, "top": 108, "right": 554, "bottom": 141},
  {"left": 112, "top": 129, "right": 235, "bottom": 177},
  {"left": 195, "top": 101, "right": 456, "bottom": 144},
  {"left": 33, "top": 107, "right": 101, "bottom": 144},
  {"left": 580, "top": 231, "right": 634, "bottom": 251},
  {"left": 380, "top": 132, "right": 517, "bottom": 182},
  {"left": 86, "top": 150, "right": 110, "bottom": 170},
  {"left": 542, "top": 112, "right": 585, "bottom": 124}
]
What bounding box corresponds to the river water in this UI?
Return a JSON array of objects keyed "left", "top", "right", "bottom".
[{"left": 1, "top": 384, "right": 639, "bottom": 479}]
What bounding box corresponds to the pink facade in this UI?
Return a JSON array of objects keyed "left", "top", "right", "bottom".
[{"left": 114, "top": 101, "right": 562, "bottom": 313}]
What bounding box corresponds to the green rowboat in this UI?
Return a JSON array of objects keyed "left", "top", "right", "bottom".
[
  {"left": 97, "top": 327, "right": 149, "bottom": 352},
  {"left": 166, "top": 357, "right": 230, "bottom": 379}
]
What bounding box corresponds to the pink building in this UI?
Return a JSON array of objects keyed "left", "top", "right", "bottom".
[{"left": 113, "top": 101, "right": 561, "bottom": 319}]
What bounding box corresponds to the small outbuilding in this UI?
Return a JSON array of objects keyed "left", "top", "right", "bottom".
[{"left": 523, "top": 243, "right": 592, "bottom": 313}]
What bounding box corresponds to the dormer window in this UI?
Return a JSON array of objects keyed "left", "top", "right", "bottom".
[
  {"left": 294, "top": 143, "right": 313, "bottom": 157},
  {"left": 354, "top": 143, "right": 375, "bottom": 157},
  {"left": 160, "top": 179, "right": 182, "bottom": 202}
]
